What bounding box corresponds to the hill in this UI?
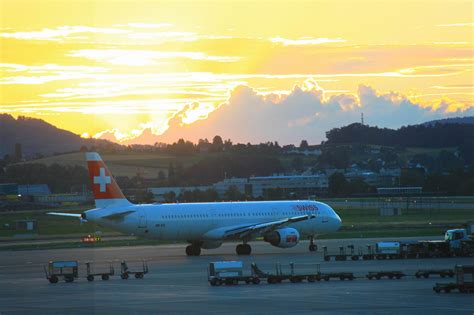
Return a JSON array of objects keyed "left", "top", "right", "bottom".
[
  {"left": 422, "top": 116, "right": 474, "bottom": 126},
  {"left": 0, "top": 114, "right": 117, "bottom": 157},
  {"left": 325, "top": 123, "right": 474, "bottom": 147}
]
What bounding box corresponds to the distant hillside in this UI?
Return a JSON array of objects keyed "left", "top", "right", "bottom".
[
  {"left": 325, "top": 123, "right": 474, "bottom": 147},
  {"left": 422, "top": 116, "right": 474, "bottom": 126},
  {"left": 0, "top": 114, "right": 118, "bottom": 157}
]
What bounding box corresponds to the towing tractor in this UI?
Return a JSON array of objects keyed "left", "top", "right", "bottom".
[
  {"left": 208, "top": 261, "right": 260, "bottom": 286},
  {"left": 443, "top": 228, "right": 474, "bottom": 256}
]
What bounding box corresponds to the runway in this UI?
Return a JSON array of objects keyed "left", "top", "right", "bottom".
[{"left": 0, "top": 238, "right": 473, "bottom": 314}]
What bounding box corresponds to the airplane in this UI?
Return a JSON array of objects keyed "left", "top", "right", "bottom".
[{"left": 49, "top": 152, "right": 342, "bottom": 256}]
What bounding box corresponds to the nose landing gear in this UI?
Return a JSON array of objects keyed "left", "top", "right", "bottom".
[
  {"left": 236, "top": 243, "right": 252, "bottom": 255},
  {"left": 309, "top": 236, "right": 317, "bottom": 252}
]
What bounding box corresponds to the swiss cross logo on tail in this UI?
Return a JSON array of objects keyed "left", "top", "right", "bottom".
[
  {"left": 94, "top": 168, "right": 111, "bottom": 192},
  {"left": 86, "top": 152, "right": 126, "bottom": 201}
]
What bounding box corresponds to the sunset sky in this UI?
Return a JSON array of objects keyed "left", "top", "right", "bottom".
[{"left": 1, "top": 0, "right": 473, "bottom": 144}]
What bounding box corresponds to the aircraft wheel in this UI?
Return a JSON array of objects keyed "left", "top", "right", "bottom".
[
  {"left": 186, "top": 245, "right": 201, "bottom": 256},
  {"left": 309, "top": 244, "right": 317, "bottom": 252},
  {"left": 87, "top": 275, "right": 94, "bottom": 282},
  {"left": 49, "top": 276, "right": 58, "bottom": 284},
  {"left": 236, "top": 244, "right": 251, "bottom": 255}
]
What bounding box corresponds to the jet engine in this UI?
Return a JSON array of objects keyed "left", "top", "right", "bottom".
[{"left": 263, "top": 228, "right": 300, "bottom": 248}]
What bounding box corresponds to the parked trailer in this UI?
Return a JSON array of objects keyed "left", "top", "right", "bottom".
[
  {"left": 208, "top": 261, "right": 260, "bottom": 286},
  {"left": 251, "top": 262, "right": 354, "bottom": 283},
  {"left": 86, "top": 262, "right": 114, "bottom": 281},
  {"left": 367, "top": 271, "right": 405, "bottom": 280},
  {"left": 44, "top": 261, "right": 78, "bottom": 284},
  {"left": 347, "top": 245, "right": 363, "bottom": 261},
  {"left": 434, "top": 265, "right": 474, "bottom": 293},
  {"left": 120, "top": 260, "right": 148, "bottom": 279},
  {"left": 415, "top": 269, "right": 454, "bottom": 279}
]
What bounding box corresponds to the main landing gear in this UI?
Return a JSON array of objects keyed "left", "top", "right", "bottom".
[
  {"left": 309, "top": 236, "right": 317, "bottom": 252},
  {"left": 236, "top": 243, "right": 252, "bottom": 255},
  {"left": 185, "top": 244, "right": 201, "bottom": 256}
]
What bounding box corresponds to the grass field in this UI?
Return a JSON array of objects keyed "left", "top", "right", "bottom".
[
  {"left": 21, "top": 152, "right": 210, "bottom": 179},
  {"left": 0, "top": 207, "right": 114, "bottom": 237},
  {"left": 23, "top": 151, "right": 322, "bottom": 180}
]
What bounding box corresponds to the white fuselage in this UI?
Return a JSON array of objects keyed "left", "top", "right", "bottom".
[{"left": 85, "top": 200, "right": 341, "bottom": 241}]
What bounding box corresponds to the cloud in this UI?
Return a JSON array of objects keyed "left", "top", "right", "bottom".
[
  {"left": 437, "top": 22, "right": 474, "bottom": 27},
  {"left": 270, "top": 37, "right": 346, "bottom": 46},
  {"left": 113, "top": 81, "right": 473, "bottom": 145},
  {"left": 119, "top": 23, "right": 173, "bottom": 29},
  {"left": 68, "top": 49, "right": 242, "bottom": 66},
  {"left": 0, "top": 63, "right": 107, "bottom": 84},
  {"left": 0, "top": 26, "right": 130, "bottom": 41}
]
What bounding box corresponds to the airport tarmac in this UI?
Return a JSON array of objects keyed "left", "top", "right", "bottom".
[{"left": 0, "top": 237, "right": 473, "bottom": 314}]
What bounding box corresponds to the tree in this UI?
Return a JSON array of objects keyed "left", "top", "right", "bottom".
[
  {"left": 163, "top": 191, "right": 176, "bottom": 203},
  {"left": 224, "top": 185, "right": 243, "bottom": 201},
  {"left": 328, "top": 172, "right": 348, "bottom": 197},
  {"left": 211, "top": 135, "right": 224, "bottom": 152},
  {"left": 299, "top": 140, "right": 309, "bottom": 150},
  {"left": 158, "top": 170, "right": 166, "bottom": 181},
  {"left": 291, "top": 157, "right": 304, "bottom": 172}
]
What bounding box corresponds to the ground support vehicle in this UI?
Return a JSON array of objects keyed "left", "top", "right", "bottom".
[
  {"left": 44, "top": 261, "right": 78, "bottom": 284},
  {"left": 434, "top": 265, "right": 474, "bottom": 293},
  {"left": 367, "top": 271, "right": 405, "bottom": 280},
  {"left": 86, "top": 262, "right": 115, "bottom": 281},
  {"left": 120, "top": 260, "right": 148, "bottom": 279},
  {"left": 347, "top": 245, "right": 363, "bottom": 261},
  {"left": 323, "top": 246, "right": 355, "bottom": 261},
  {"left": 208, "top": 261, "right": 260, "bottom": 286},
  {"left": 362, "top": 245, "right": 376, "bottom": 260},
  {"left": 251, "top": 263, "right": 354, "bottom": 283},
  {"left": 374, "top": 242, "right": 401, "bottom": 260},
  {"left": 324, "top": 228, "right": 474, "bottom": 262},
  {"left": 415, "top": 269, "right": 454, "bottom": 279}
]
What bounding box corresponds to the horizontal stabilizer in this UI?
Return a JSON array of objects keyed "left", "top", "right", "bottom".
[{"left": 47, "top": 212, "right": 82, "bottom": 218}]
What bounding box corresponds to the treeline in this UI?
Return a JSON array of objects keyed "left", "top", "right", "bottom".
[
  {"left": 175, "top": 155, "right": 283, "bottom": 185},
  {"left": 108, "top": 136, "right": 292, "bottom": 156},
  {"left": 325, "top": 123, "right": 474, "bottom": 148},
  {"left": 2, "top": 163, "right": 89, "bottom": 193}
]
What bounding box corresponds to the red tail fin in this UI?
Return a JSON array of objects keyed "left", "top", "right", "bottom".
[{"left": 86, "top": 152, "right": 131, "bottom": 208}]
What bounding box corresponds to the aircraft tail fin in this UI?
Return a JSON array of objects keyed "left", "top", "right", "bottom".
[{"left": 86, "top": 152, "right": 132, "bottom": 208}]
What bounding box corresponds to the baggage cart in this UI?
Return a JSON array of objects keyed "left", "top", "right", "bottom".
[
  {"left": 44, "top": 260, "right": 78, "bottom": 284},
  {"left": 120, "top": 260, "right": 148, "bottom": 279},
  {"left": 86, "top": 262, "right": 115, "bottom": 281}
]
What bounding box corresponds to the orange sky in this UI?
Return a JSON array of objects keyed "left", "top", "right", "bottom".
[{"left": 0, "top": 0, "right": 473, "bottom": 144}]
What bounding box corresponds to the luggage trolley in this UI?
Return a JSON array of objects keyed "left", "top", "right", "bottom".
[
  {"left": 120, "top": 260, "right": 148, "bottom": 279},
  {"left": 44, "top": 260, "right": 79, "bottom": 284},
  {"left": 86, "top": 261, "right": 115, "bottom": 281}
]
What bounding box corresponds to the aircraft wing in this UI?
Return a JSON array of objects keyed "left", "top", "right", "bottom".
[{"left": 215, "top": 214, "right": 315, "bottom": 240}]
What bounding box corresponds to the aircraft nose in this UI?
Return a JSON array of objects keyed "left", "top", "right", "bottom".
[{"left": 333, "top": 210, "right": 342, "bottom": 230}]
